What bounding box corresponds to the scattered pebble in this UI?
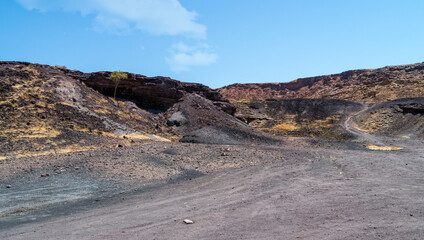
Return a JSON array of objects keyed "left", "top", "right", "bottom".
[
  {"left": 6, "top": 185, "right": 11, "bottom": 188},
  {"left": 183, "top": 219, "right": 194, "bottom": 224},
  {"left": 40, "top": 173, "right": 50, "bottom": 177}
]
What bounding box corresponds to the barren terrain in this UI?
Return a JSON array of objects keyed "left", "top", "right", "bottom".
[
  {"left": 1, "top": 62, "right": 423, "bottom": 239},
  {"left": 1, "top": 133, "right": 424, "bottom": 239}
]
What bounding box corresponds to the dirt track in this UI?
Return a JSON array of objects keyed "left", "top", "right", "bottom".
[
  {"left": 1, "top": 136, "right": 424, "bottom": 239},
  {"left": 343, "top": 103, "right": 387, "bottom": 146},
  {"left": 1, "top": 105, "right": 424, "bottom": 239}
]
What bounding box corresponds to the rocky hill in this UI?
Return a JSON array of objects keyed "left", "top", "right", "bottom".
[
  {"left": 218, "top": 63, "right": 424, "bottom": 103},
  {"left": 352, "top": 98, "right": 424, "bottom": 139},
  {"left": 231, "top": 98, "right": 363, "bottom": 140},
  {"left": 0, "top": 62, "right": 262, "bottom": 159}
]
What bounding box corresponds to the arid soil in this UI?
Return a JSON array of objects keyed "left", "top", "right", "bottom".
[
  {"left": 1, "top": 134, "right": 423, "bottom": 239},
  {"left": 1, "top": 61, "right": 424, "bottom": 239},
  {"left": 1, "top": 105, "right": 424, "bottom": 239}
]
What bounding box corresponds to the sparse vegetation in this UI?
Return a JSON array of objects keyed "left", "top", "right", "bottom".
[
  {"left": 53, "top": 65, "right": 67, "bottom": 70},
  {"left": 110, "top": 71, "right": 128, "bottom": 99}
]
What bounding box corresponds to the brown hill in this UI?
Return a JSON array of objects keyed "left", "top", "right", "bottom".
[
  {"left": 0, "top": 62, "right": 261, "bottom": 159},
  {"left": 352, "top": 98, "right": 424, "bottom": 139},
  {"left": 231, "top": 98, "right": 363, "bottom": 140},
  {"left": 218, "top": 63, "right": 424, "bottom": 103}
]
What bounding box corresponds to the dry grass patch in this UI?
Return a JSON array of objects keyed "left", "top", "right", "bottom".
[{"left": 366, "top": 144, "right": 403, "bottom": 151}]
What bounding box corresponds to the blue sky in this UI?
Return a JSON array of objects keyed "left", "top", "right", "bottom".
[{"left": 1, "top": 0, "right": 424, "bottom": 88}]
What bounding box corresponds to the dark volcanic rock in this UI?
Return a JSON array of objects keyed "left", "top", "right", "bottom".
[
  {"left": 231, "top": 98, "right": 363, "bottom": 140},
  {"left": 163, "top": 93, "right": 277, "bottom": 144},
  {"left": 0, "top": 61, "right": 256, "bottom": 158},
  {"left": 0, "top": 61, "right": 172, "bottom": 157},
  {"left": 62, "top": 70, "right": 234, "bottom": 114},
  {"left": 352, "top": 98, "right": 424, "bottom": 139}
]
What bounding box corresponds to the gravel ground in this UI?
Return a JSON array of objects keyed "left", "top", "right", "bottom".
[{"left": 1, "top": 135, "right": 424, "bottom": 239}]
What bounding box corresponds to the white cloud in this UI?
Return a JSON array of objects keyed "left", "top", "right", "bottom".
[
  {"left": 166, "top": 42, "right": 218, "bottom": 72},
  {"left": 16, "top": 0, "right": 207, "bottom": 38}
]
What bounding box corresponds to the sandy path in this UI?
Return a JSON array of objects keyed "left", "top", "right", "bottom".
[
  {"left": 2, "top": 145, "right": 424, "bottom": 240},
  {"left": 343, "top": 103, "right": 386, "bottom": 145}
]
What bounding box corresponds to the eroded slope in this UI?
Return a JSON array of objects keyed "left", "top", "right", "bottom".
[
  {"left": 352, "top": 98, "right": 424, "bottom": 139},
  {"left": 0, "top": 62, "right": 171, "bottom": 158},
  {"left": 231, "top": 98, "right": 363, "bottom": 139},
  {"left": 219, "top": 63, "right": 424, "bottom": 103},
  {"left": 0, "top": 62, "right": 267, "bottom": 159}
]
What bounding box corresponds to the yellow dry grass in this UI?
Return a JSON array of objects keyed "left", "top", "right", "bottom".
[
  {"left": 366, "top": 144, "right": 403, "bottom": 151},
  {"left": 272, "top": 115, "right": 340, "bottom": 132},
  {"left": 1, "top": 126, "right": 61, "bottom": 138},
  {"left": 72, "top": 127, "right": 116, "bottom": 138},
  {"left": 273, "top": 122, "right": 300, "bottom": 131},
  {"left": 11, "top": 145, "right": 96, "bottom": 159},
  {"left": 93, "top": 109, "right": 111, "bottom": 114},
  {"left": 121, "top": 133, "right": 150, "bottom": 140},
  {"left": 308, "top": 115, "right": 340, "bottom": 129},
  {"left": 351, "top": 121, "right": 373, "bottom": 133},
  {"left": 150, "top": 135, "right": 171, "bottom": 142},
  {"left": 22, "top": 66, "right": 40, "bottom": 76},
  {"left": 234, "top": 98, "right": 253, "bottom": 104},
  {"left": 60, "top": 101, "right": 74, "bottom": 107}
]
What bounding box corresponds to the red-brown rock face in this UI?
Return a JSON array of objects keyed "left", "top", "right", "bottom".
[{"left": 218, "top": 63, "right": 424, "bottom": 103}]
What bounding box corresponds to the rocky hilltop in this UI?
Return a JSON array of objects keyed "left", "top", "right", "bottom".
[
  {"left": 218, "top": 63, "right": 424, "bottom": 103},
  {"left": 62, "top": 68, "right": 235, "bottom": 114},
  {"left": 0, "top": 61, "right": 260, "bottom": 159}
]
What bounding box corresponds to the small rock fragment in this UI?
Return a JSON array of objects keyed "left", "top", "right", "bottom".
[
  {"left": 6, "top": 185, "right": 11, "bottom": 188},
  {"left": 40, "top": 173, "right": 50, "bottom": 177},
  {"left": 183, "top": 219, "right": 194, "bottom": 224}
]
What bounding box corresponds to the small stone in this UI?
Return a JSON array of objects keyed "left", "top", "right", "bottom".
[
  {"left": 183, "top": 219, "right": 194, "bottom": 224},
  {"left": 117, "top": 144, "right": 123, "bottom": 148},
  {"left": 40, "top": 173, "right": 50, "bottom": 177},
  {"left": 6, "top": 185, "right": 11, "bottom": 188},
  {"left": 74, "top": 167, "right": 80, "bottom": 170}
]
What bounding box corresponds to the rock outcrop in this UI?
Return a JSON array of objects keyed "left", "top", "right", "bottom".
[
  {"left": 218, "top": 63, "right": 424, "bottom": 103},
  {"left": 231, "top": 98, "right": 363, "bottom": 139},
  {"left": 352, "top": 98, "right": 424, "bottom": 139},
  {"left": 62, "top": 69, "right": 235, "bottom": 115},
  {"left": 0, "top": 61, "right": 255, "bottom": 159}
]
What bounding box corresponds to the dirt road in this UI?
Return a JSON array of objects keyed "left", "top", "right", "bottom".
[
  {"left": 2, "top": 139, "right": 424, "bottom": 239},
  {"left": 343, "top": 103, "right": 386, "bottom": 146}
]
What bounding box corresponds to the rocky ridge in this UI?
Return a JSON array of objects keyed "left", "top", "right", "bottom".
[
  {"left": 61, "top": 68, "right": 235, "bottom": 115},
  {"left": 218, "top": 62, "right": 424, "bottom": 103},
  {"left": 0, "top": 61, "right": 253, "bottom": 159}
]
